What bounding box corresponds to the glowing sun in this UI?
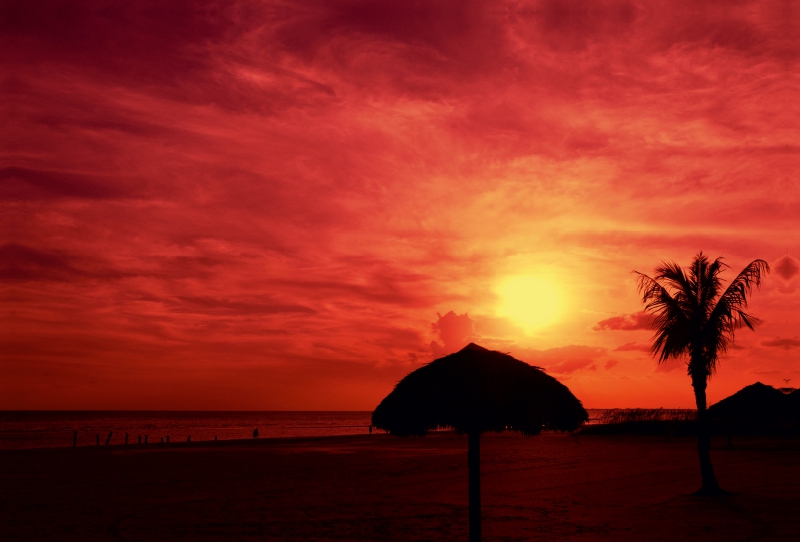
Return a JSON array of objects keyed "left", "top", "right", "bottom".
[{"left": 496, "top": 275, "right": 563, "bottom": 333}]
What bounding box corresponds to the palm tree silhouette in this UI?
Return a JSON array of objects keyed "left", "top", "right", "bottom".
[{"left": 634, "top": 252, "right": 769, "bottom": 495}]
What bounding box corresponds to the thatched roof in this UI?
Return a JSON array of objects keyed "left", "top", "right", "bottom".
[
  {"left": 788, "top": 389, "right": 800, "bottom": 419},
  {"left": 708, "top": 382, "right": 790, "bottom": 421},
  {"left": 372, "top": 343, "right": 588, "bottom": 436}
]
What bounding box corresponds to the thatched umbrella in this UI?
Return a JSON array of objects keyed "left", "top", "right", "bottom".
[
  {"left": 708, "top": 382, "right": 792, "bottom": 438},
  {"left": 372, "top": 343, "right": 588, "bottom": 542},
  {"left": 708, "top": 382, "right": 789, "bottom": 422},
  {"left": 789, "top": 389, "right": 800, "bottom": 422}
]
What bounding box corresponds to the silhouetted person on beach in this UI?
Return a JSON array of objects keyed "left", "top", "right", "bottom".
[
  {"left": 253, "top": 428, "right": 259, "bottom": 438},
  {"left": 369, "top": 424, "right": 372, "bottom": 434}
]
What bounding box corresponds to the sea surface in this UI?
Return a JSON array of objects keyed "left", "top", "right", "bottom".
[{"left": 0, "top": 410, "right": 609, "bottom": 450}]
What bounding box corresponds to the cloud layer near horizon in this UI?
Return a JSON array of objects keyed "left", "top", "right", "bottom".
[{"left": 3, "top": 0, "right": 800, "bottom": 409}]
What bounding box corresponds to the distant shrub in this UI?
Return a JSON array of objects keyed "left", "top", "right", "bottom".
[
  {"left": 598, "top": 408, "right": 696, "bottom": 424},
  {"left": 578, "top": 409, "right": 698, "bottom": 436}
]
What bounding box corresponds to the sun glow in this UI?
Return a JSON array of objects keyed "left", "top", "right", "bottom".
[{"left": 496, "top": 275, "right": 563, "bottom": 333}]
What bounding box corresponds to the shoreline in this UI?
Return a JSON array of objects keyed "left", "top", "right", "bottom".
[
  {"left": 3, "top": 425, "right": 796, "bottom": 453},
  {"left": 4, "top": 409, "right": 713, "bottom": 451}
]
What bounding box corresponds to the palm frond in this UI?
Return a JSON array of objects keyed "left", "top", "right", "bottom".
[
  {"left": 703, "top": 259, "right": 770, "bottom": 373},
  {"left": 635, "top": 255, "right": 769, "bottom": 378},
  {"left": 696, "top": 255, "right": 727, "bottom": 319},
  {"left": 712, "top": 259, "right": 770, "bottom": 327},
  {"left": 633, "top": 271, "right": 691, "bottom": 362},
  {"left": 652, "top": 260, "right": 697, "bottom": 316}
]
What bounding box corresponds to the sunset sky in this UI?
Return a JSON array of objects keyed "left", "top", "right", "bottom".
[{"left": 3, "top": 0, "right": 799, "bottom": 410}]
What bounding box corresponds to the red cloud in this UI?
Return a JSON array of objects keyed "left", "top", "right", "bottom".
[
  {"left": 773, "top": 255, "right": 800, "bottom": 281},
  {"left": 0, "top": 244, "right": 128, "bottom": 282},
  {"left": 613, "top": 342, "right": 651, "bottom": 352},
  {"left": 519, "top": 345, "right": 607, "bottom": 375},
  {"left": 655, "top": 362, "right": 683, "bottom": 374},
  {"left": 0, "top": 167, "right": 134, "bottom": 201},
  {"left": 761, "top": 338, "right": 800, "bottom": 350},
  {"left": 430, "top": 311, "right": 477, "bottom": 356},
  {"left": 547, "top": 358, "right": 595, "bottom": 374},
  {"left": 593, "top": 312, "right": 654, "bottom": 331}
]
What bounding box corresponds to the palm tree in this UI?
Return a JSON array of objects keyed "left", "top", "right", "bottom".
[{"left": 634, "top": 252, "right": 769, "bottom": 495}]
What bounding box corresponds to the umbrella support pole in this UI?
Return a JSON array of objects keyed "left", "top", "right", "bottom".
[{"left": 468, "top": 431, "right": 481, "bottom": 542}]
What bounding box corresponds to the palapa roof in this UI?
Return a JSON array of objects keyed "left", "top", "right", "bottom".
[
  {"left": 790, "top": 389, "right": 800, "bottom": 419},
  {"left": 372, "top": 343, "right": 588, "bottom": 436},
  {"left": 708, "top": 382, "right": 790, "bottom": 421}
]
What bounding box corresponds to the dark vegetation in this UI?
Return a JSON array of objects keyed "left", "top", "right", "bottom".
[
  {"left": 580, "top": 408, "right": 697, "bottom": 436},
  {"left": 580, "top": 383, "right": 800, "bottom": 437}
]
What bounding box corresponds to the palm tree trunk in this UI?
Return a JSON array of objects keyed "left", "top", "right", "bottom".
[
  {"left": 691, "top": 375, "right": 723, "bottom": 495},
  {"left": 468, "top": 431, "right": 481, "bottom": 542}
]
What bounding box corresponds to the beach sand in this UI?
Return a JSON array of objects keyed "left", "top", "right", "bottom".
[{"left": 2, "top": 433, "right": 798, "bottom": 541}]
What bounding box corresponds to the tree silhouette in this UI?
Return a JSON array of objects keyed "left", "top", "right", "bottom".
[{"left": 634, "top": 252, "right": 769, "bottom": 495}]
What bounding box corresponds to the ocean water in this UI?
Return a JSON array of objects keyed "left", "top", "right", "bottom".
[
  {"left": 0, "top": 409, "right": 610, "bottom": 450},
  {"left": 0, "top": 411, "right": 374, "bottom": 450}
]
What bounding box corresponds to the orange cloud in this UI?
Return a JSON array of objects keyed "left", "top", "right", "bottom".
[
  {"left": 593, "top": 312, "right": 654, "bottom": 331},
  {"left": 613, "top": 342, "right": 651, "bottom": 352},
  {"left": 519, "top": 345, "right": 607, "bottom": 375}
]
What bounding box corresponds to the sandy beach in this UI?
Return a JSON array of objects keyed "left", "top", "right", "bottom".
[{"left": 2, "top": 433, "right": 798, "bottom": 541}]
